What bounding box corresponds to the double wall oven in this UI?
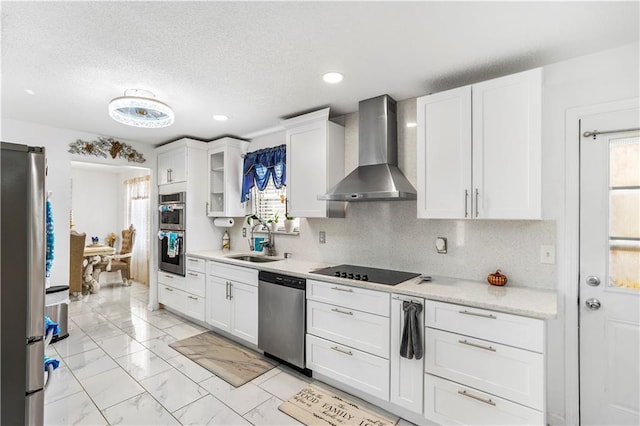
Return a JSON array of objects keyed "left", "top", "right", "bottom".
[{"left": 159, "top": 192, "right": 186, "bottom": 276}]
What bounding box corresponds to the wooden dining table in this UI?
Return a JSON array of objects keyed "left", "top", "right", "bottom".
[{"left": 83, "top": 244, "right": 115, "bottom": 294}]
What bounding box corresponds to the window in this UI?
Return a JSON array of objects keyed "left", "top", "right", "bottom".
[{"left": 252, "top": 181, "right": 299, "bottom": 232}]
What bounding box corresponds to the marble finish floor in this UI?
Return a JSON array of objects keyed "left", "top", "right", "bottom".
[{"left": 45, "top": 282, "right": 310, "bottom": 425}]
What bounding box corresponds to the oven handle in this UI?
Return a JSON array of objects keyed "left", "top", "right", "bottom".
[
  {"left": 158, "top": 204, "right": 184, "bottom": 212},
  {"left": 158, "top": 230, "right": 185, "bottom": 239}
]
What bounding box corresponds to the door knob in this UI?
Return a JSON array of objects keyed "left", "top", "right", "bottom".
[
  {"left": 585, "top": 298, "right": 601, "bottom": 310},
  {"left": 586, "top": 276, "right": 601, "bottom": 287}
]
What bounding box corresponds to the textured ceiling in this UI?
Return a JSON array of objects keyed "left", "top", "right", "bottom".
[{"left": 2, "top": 1, "right": 638, "bottom": 146}]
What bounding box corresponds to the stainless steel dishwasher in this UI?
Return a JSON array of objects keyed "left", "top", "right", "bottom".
[{"left": 258, "top": 270, "right": 307, "bottom": 370}]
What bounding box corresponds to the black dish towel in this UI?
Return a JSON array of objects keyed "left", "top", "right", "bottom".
[{"left": 400, "top": 301, "right": 423, "bottom": 360}]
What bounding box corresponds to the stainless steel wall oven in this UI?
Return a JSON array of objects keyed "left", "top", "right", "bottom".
[
  {"left": 158, "top": 192, "right": 186, "bottom": 276},
  {"left": 159, "top": 192, "right": 185, "bottom": 231}
]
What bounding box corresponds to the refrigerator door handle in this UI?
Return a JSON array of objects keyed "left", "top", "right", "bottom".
[
  {"left": 27, "top": 150, "right": 45, "bottom": 340},
  {"left": 26, "top": 340, "right": 45, "bottom": 392}
]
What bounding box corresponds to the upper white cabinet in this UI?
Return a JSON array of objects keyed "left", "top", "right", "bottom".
[
  {"left": 207, "top": 137, "right": 249, "bottom": 218},
  {"left": 282, "top": 108, "right": 345, "bottom": 218},
  {"left": 157, "top": 145, "right": 187, "bottom": 185},
  {"left": 417, "top": 68, "right": 542, "bottom": 219}
]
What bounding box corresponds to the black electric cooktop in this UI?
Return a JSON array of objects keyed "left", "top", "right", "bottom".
[{"left": 310, "top": 264, "right": 420, "bottom": 286}]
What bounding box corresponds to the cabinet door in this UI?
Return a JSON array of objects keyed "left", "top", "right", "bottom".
[
  {"left": 286, "top": 121, "right": 328, "bottom": 218},
  {"left": 157, "top": 147, "right": 187, "bottom": 185},
  {"left": 472, "top": 68, "right": 541, "bottom": 219},
  {"left": 157, "top": 151, "right": 173, "bottom": 185},
  {"left": 205, "top": 275, "right": 231, "bottom": 332},
  {"left": 417, "top": 86, "right": 472, "bottom": 219},
  {"left": 207, "top": 146, "right": 226, "bottom": 216},
  {"left": 390, "top": 296, "right": 424, "bottom": 414},
  {"left": 229, "top": 281, "right": 258, "bottom": 345}
]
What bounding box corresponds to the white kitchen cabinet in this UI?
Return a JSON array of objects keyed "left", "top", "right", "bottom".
[
  {"left": 282, "top": 108, "right": 345, "bottom": 218},
  {"left": 417, "top": 68, "right": 541, "bottom": 219},
  {"left": 207, "top": 137, "right": 249, "bottom": 218},
  {"left": 158, "top": 265, "right": 205, "bottom": 322},
  {"left": 205, "top": 261, "right": 259, "bottom": 344},
  {"left": 305, "top": 280, "right": 390, "bottom": 401},
  {"left": 390, "top": 295, "right": 425, "bottom": 415},
  {"left": 424, "top": 300, "right": 546, "bottom": 424},
  {"left": 157, "top": 146, "right": 187, "bottom": 185}
]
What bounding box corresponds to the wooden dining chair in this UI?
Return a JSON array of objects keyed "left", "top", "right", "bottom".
[
  {"left": 96, "top": 225, "right": 136, "bottom": 285},
  {"left": 69, "top": 230, "right": 86, "bottom": 294}
]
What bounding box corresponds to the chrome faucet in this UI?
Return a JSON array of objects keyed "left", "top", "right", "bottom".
[{"left": 249, "top": 221, "right": 276, "bottom": 256}]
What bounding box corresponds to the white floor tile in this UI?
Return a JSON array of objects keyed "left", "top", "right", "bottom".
[
  {"left": 139, "top": 369, "right": 208, "bottom": 413},
  {"left": 165, "top": 353, "right": 214, "bottom": 383},
  {"left": 163, "top": 322, "right": 205, "bottom": 340},
  {"left": 107, "top": 312, "right": 148, "bottom": 329},
  {"left": 96, "top": 333, "right": 146, "bottom": 358},
  {"left": 202, "top": 380, "right": 272, "bottom": 415},
  {"left": 142, "top": 334, "right": 181, "bottom": 360},
  {"left": 258, "top": 368, "right": 310, "bottom": 400},
  {"left": 52, "top": 330, "right": 98, "bottom": 358},
  {"left": 122, "top": 322, "right": 166, "bottom": 342},
  {"left": 251, "top": 366, "right": 282, "bottom": 385},
  {"left": 102, "top": 392, "right": 180, "bottom": 425},
  {"left": 82, "top": 322, "right": 125, "bottom": 341},
  {"left": 70, "top": 311, "right": 108, "bottom": 330},
  {"left": 115, "top": 348, "right": 173, "bottom": 381},
  {"left": 65, "top": 347, "right": 119, "bottom": 380},
  {"left": 146, "top": 311, "right": 184, "bottom": 329},
  {"left": 44, "top": 366, "right": 83, "bottom": 405},
  {"left": 172, "top": 395, "right": 251, "bottom": 426},
  {"left": 244, "top": 396, "right": 304, "bottom": 426},
  {"left": 79, "top": 367, "right": 145, "bottom": 410},
  {"left": 44, "top": 390, "right": 107, "bottom": 426}
]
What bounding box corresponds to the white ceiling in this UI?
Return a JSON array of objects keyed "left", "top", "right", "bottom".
[{"left": 2, "top": 1, "right": 638, "bottom": 146}]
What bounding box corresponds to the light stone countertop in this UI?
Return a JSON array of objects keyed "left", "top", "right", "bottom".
[{"left": 188, "top": 250, "right": 557, "bottom": 320}]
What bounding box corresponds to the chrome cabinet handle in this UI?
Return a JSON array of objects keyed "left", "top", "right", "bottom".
[
  {"left": 225, "top": 281, "right": 230, "bottom": 299},
  {"left": 188, "top": 258, "right": 199, "bottom": 263},
  {"left": 165, "top": 287, "right": 173, "bottom": 292},
  {"left": 464, "top": 189, "right": 469, "bottom": 218},
  {"left": 458, "top": 339, "right": 496, "bottom": 352},
  {"left": 458, "top": 310, "right": 496, "bottom": 319},
  {"left": 331, "top": 287, "right": 353, "bottom": 293},
  {"left": 331, "top": 346, "right": 353, "bottom": 356},
  {"left": 188, "top": 295, "right": 198, "bottom": 300},
  {"left": 164, "top": 274, "right": 174, "bottom": 279},
  {"left": 457, "top": 390, "right": 496, "bottom": 406},
  {"left": 188, "top": 272, "right": 199, "bottom": 277},
  {"left": 475, "top": 188, "right": 479, "bottom": 217},
  {"left": 229, "top": 282, "right": 233, "bottom": 300},
  {"left": 331, "top": 308, "right": 353, "bottom": 316}
]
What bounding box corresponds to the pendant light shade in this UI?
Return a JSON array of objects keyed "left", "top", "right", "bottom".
[{"left": 108, "top": 89, "right": 175, "bottom": 128}]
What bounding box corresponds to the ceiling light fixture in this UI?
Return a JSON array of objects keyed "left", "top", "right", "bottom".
[
  {"left": 213, "top": 115, "right": 228, "bottom": 121},
  {"left": 323, "top": 72, "right": 344, "bottom": 84},
  {"left": 108, "top": 89, "right": 174, "bottom": 128}
]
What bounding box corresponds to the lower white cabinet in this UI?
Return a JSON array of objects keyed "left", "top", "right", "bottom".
[
  {"left": 205, "top": 261, "right": 258, "bottom": 345},
  {"left": 390, "top": 295, "right": 425, "bottom": 414},
  {"left": 306, "top": 334, "right": 389, "bottom": 401},
  {"left": 158, "top": 270, "right": 205, "bottom": 322},
  {"left": 425, "top": 374, "right": 545, "bottom": 425}
]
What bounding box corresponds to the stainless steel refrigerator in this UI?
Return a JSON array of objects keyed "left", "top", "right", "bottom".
[{"left": 1, "top": 142, "right": 46, "bottom": 425}]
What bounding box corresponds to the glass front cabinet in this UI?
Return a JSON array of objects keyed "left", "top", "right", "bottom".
[{"left": 207, "top": 137, "right": 249, "bottom": 218}]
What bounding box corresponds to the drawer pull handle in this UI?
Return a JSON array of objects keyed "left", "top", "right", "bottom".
[
  {"left": 331, "top": 308, "right": 353, "bottom": 316},
  {"left": 457, "top": 390, "right": 496, "bottom": 406},
  {"left": 164, "top": 275, "right": 174, "bottom": 279},
  {"left": 331, "top": 346, "right": 353, "bottom": 356},
  {"left": 331, "top": 287, "right": 353, "bottom": 293},
  {"left": 458, "top": 339, "right": 496, "bottom": 352},
  {"left": 165, "top": 287, "right": 173, "bottom": 292},
  {"left": 188, "top": 295, "right": 198, "bottom": 300},
  {"left": 458, "top": 310, "right": 496, "bottom": 319},
  {"left": 188, "top": 258, "right": 199, "bottom": 262},
  {"left": 188, "top": 272, "right": 199, "bottom": 277}
]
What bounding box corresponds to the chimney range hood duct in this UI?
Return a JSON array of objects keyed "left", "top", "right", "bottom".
[{"left": 319, "top": 94, "right": 417, "bottom": 201}]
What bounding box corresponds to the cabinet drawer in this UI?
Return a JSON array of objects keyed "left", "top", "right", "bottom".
[
  {"left": 185, "top": 271, "right": 205, "bottom": 297},
  {"left": 306, "top": 334, "right": 389, "bottom": 401},
  {"left": 184, "top": 292, "right": 205, "bottom": 322},
  {"left": 425, "top": 374, "right": 544, "bottom": 425},
  {"left": 426, "top": 300, "right": 544, "bottom": 353},
  {"left": 307, "top": 300, "right": 390, "bottom": 358},
  {"left": 207, "top": 261, "right": 258, "bottom": 285},
  {"left": 426, "top": 328, "right": 544, "bottom": 410},
  {"left": 158, "top": 284, "right": 183, "bottom": 311},
  {"left": 186, "top": 257, "right": 206, "bottom": 273},
  {"left": 307, "top": 280, "right": 390, "bottom": 316},
  {"left": 157, "top": 271, "right": 186, "bottom": 289}
]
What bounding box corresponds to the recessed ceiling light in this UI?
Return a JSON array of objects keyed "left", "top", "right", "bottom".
[
  {"left": 406, "top": 122, "right": 417, "bottom": 128},
  {"left": 25, "top": 89, "right": 35, "bottom": 95},
  {"left": 108, "top": 89, "right": 174, "bottom": 128},
  {"left": 213, "top": 115, "right": 228, "bottom": 121},
  {"left": 323, "top": 72, "right": 344, "bottom": 84}
]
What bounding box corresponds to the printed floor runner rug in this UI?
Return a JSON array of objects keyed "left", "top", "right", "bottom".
[
  {"left": 169, "top": 331, "right": 278, "bottom": 387},
  {"left": 279, "top": 384, "right": 399, "bottom": 426}
]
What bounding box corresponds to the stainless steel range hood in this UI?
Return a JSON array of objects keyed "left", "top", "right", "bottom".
[{"left": 318, "top": 94, "right": 417, "bottom": 201}]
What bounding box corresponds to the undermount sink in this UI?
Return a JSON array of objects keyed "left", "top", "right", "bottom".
[{"left": 225, "top": 254, "right": 281, "bottom": 263}]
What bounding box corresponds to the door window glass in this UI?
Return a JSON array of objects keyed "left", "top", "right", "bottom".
[{"left": 609, "top": 136, "right": 640, "bottom": 289}]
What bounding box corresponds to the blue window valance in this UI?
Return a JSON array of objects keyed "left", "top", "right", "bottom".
[{"left": 241, "top": 144, "right": 286, "bottom": 202}]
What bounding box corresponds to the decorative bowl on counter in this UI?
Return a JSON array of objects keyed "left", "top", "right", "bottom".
[{"left": 487, "top": 269, "right": 507, "bottom": 286}]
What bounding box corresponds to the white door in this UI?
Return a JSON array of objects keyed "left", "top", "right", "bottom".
[{"left": 580, "top": 107, "right": 640, "bottom": 425}]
